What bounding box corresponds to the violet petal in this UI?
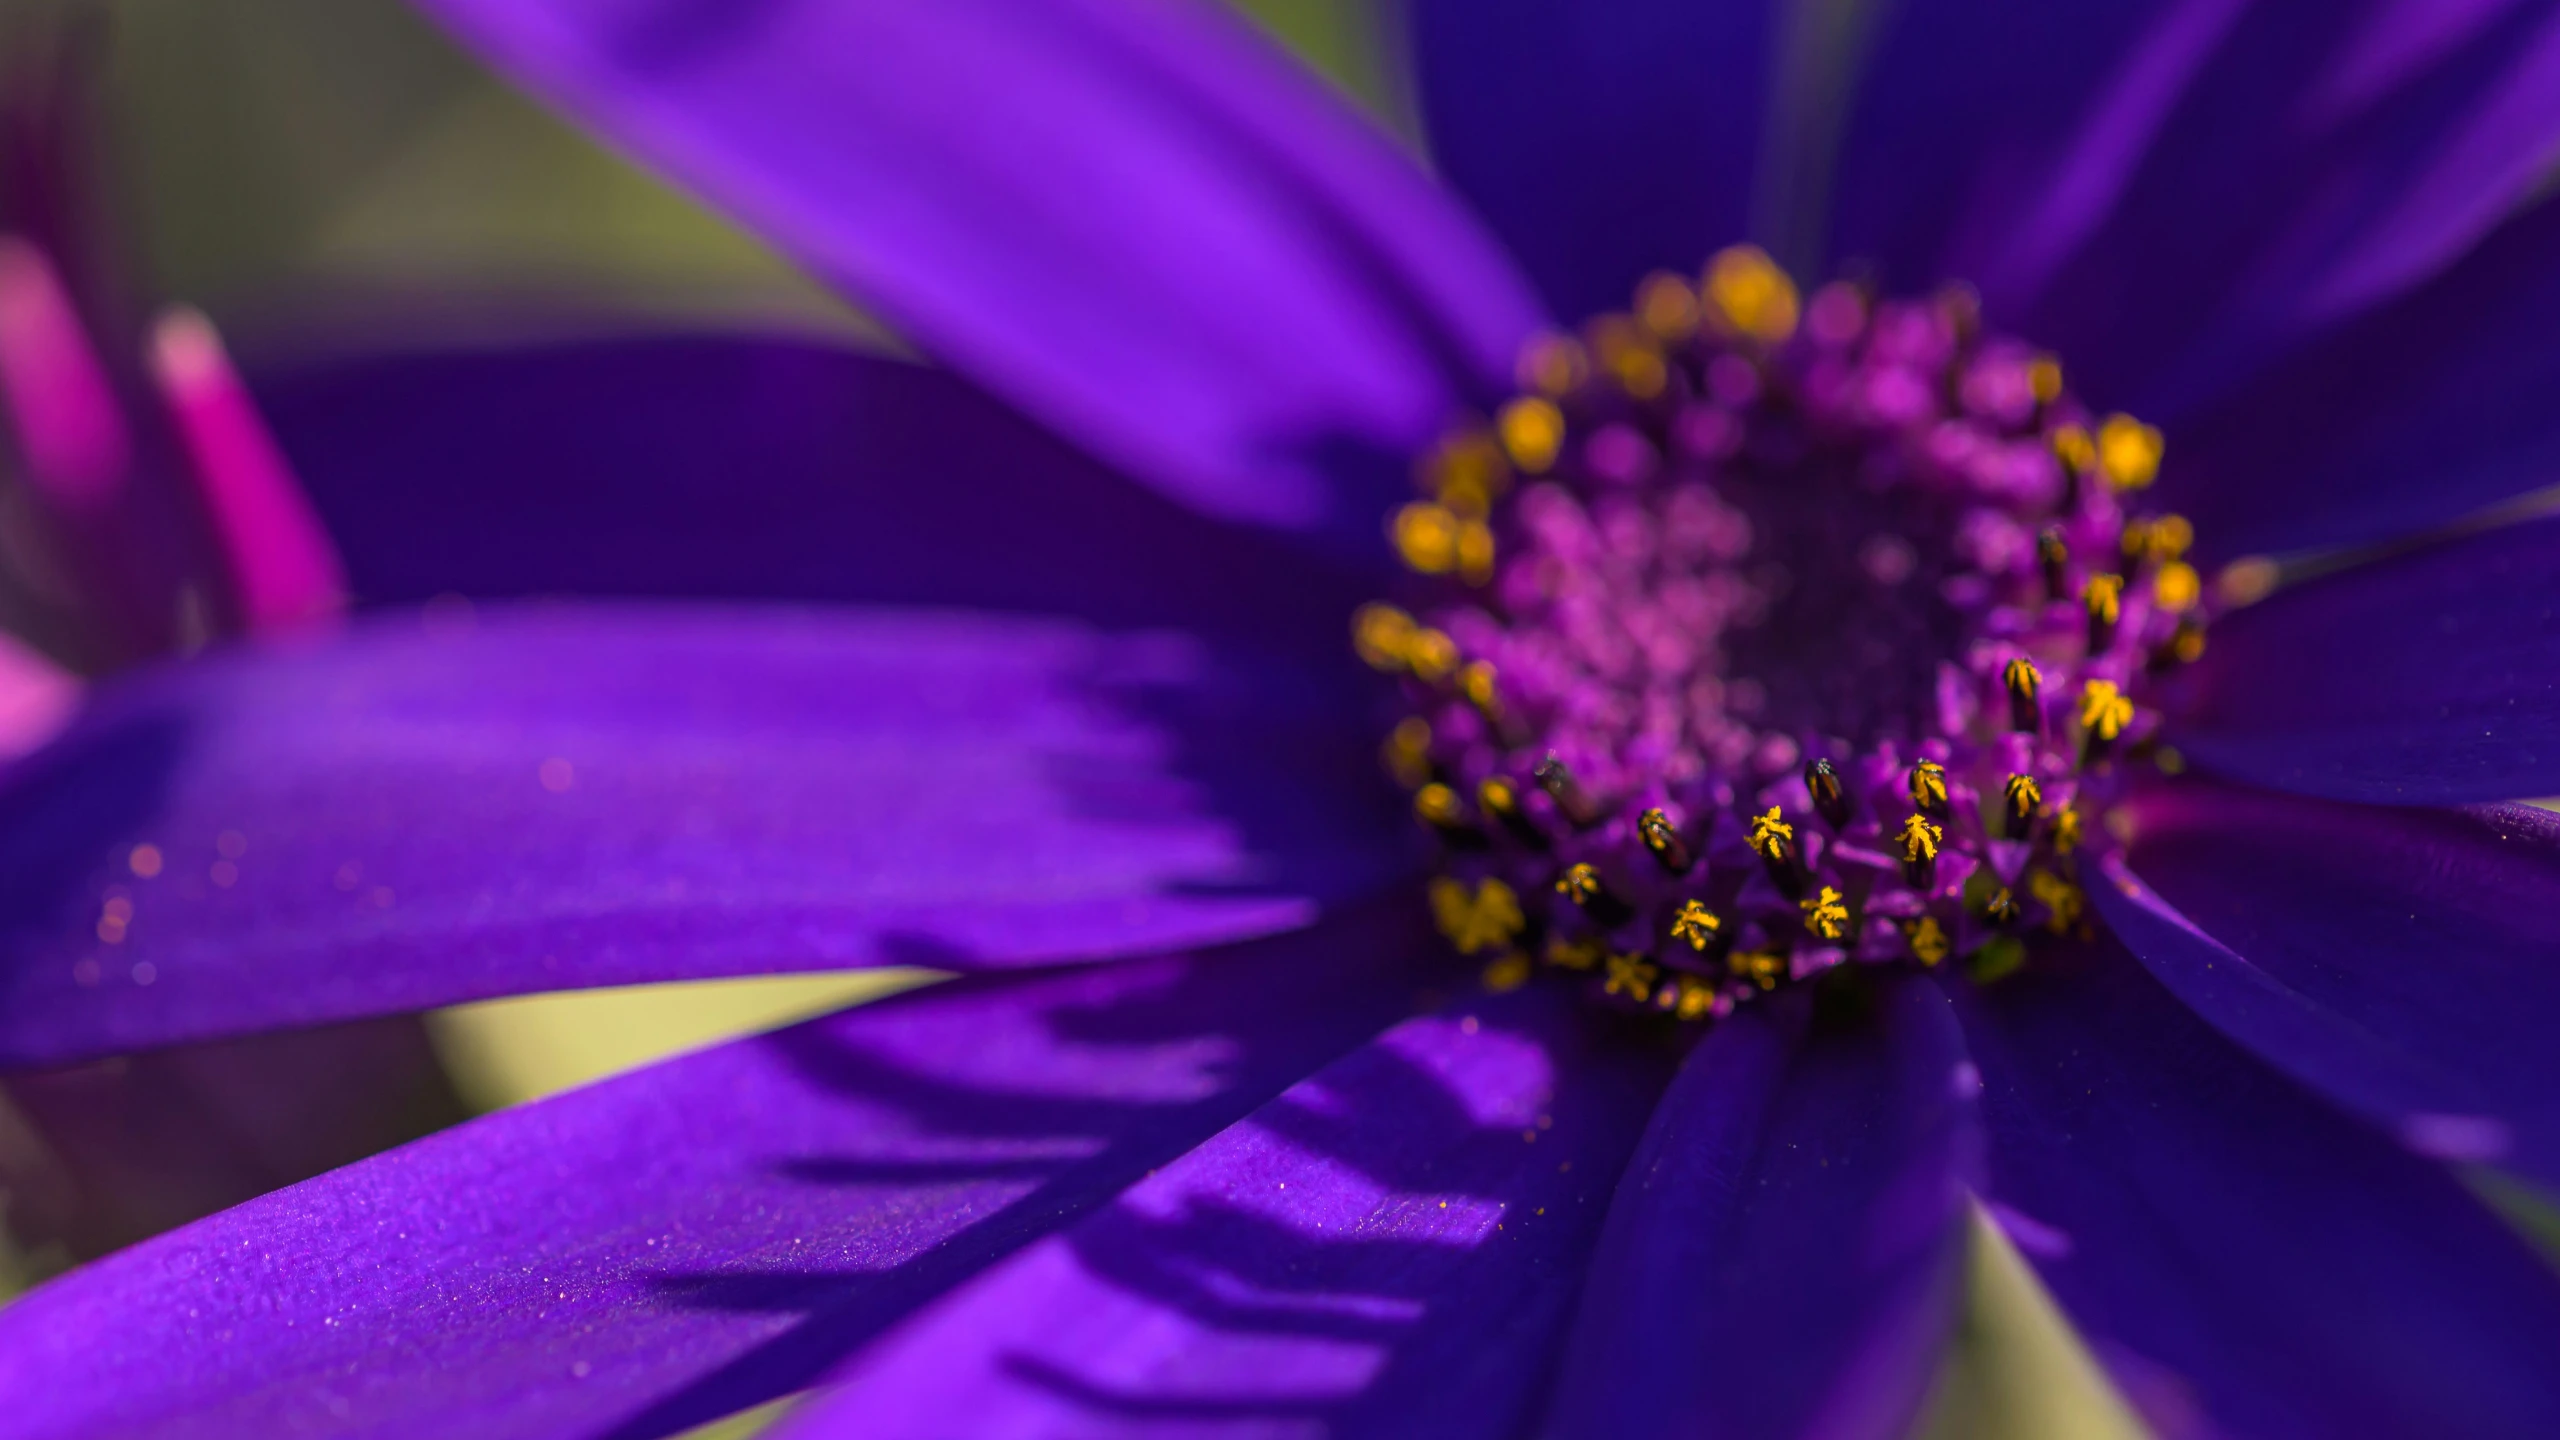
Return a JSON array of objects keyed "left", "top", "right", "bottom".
[
  {"left": 2113, "top": 779, "right": 2560, "bottom": 1189},
  {"left": 2177, "top": 516, "right": 2560, "bottom": 804},
  {"left": 1953, "top": 943, "right": 2560, "bottom": 1439},
  {"left": 780, "top": 983, "right": 1669, "bottom": 1438},
  {"left": 408, "top": 0, "right": 1543, "bottom": 540},
  {"left": 0, "top": 910, "right": 1434, "bottom": 1440},
  {"left": 0, "top": 603, "right": 1407, "bottom": 1066}
]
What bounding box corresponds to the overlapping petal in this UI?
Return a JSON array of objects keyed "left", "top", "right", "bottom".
[
  {"left": 1953, "top": 943, "right": 2560, "bottom": 1438},
  {"left": 2107, "top": 781, "right": 2560, "bottom": 1189},
  {"left": 258, "top": 334, "right": 1378, "bottom": 665},
  {"left": 1548, "top": 978, "right": 1979, "bottom": 1440},
  {"left": 2176, "top": 516, "right": 2560, "bottom": 803},
  {"left": 1405, "top": 0, "right": 1773, "bottom": 319},
  {"left": 408, "top": 0, "right": 1543, "bottom": 542},
  {"left": 0, "top": 602, "right": 1408, "bottom": 1066},
  {"left": 786, "top": 983, "right": 1666, "bottom": 1438},
  {"left": 0, "top": 914, "right": 1433, "bottom": 1440}
]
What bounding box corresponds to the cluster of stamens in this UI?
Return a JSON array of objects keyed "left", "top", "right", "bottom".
[{"left": 1362, "top": 247, "right": 2223, "bottom": 1026}]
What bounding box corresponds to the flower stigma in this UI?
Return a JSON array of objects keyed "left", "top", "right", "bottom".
[{"left": 1358, "top": 247, "right": 2222, "bottom": 1027}]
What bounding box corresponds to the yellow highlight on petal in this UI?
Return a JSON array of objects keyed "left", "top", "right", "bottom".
[
  {"left": 2096, "top": 414, "right": 2163, "bottom": 490},
  {"left": 1498, "top": 396, "right": 1566, "bottom": 473},
  {"left": 1704, "top": 245, "right": 1800, "bottom": 344}
]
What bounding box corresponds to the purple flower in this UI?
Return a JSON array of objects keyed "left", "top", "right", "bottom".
[{"left": 7, "top": 2, "right": 2560, "bottom": 1437}]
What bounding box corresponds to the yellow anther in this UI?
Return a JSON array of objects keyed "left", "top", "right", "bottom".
[
  {"left": 1481, "top": 952, "right": 1532, "bottom": 993},
  {"left": 2165, "top": 618, "right": 2207, "bottom": 665},
  {"left": 2121, "top": 513, "right": 2192, "bottom": 564},
  {"left": 1703, "top": 245, "right": 1800, "bottom": 344},
  {"left": 1730, "top": 949, "right": 1787, "bottom": 991},
  {"left": 1906, "top": 916, "right": 1952, "bottom": 967},
  {"left": 2004, "top": 656, "right": 2041, "bottom": 697},
  {"left": 1478, "top": 774, "right": 1520, "bottom": 817},
  {"left": 1422, "top": 429, "right": 1508, "bottom": 518},
  {"left": 1416, "top": 783, "right": 1466, "bottom": 828},
  {"left": 1671, "top": 900, "right": 1723, "bottom": 952},
  {"left": 2078, "top": 680, "right": 2134, "bottom": 742},
  {"left": 2050, "top": 424, "right": 2096, "bottom": 475},
  {"left": 1801, "top": 885, "right": 1850, "bottom": 940},
  {"left": 1497, "top": 395, "right": 1566, "bottom": 474},
  {"left": 2083, "top": 573, "right": 2124, "bottom": 627},
  {"left": 2053, "top": 806, "right": 2084, "bottom": 856},
  {"left": 1545, "top": 934, "right": 1604, "bottom": 971},
  {"left": 1430, "top": 876, "right": 1524, "bottom": 955},
  {"left": 1456, "top": 520, "right": 1497, "bottom": 585},
  {"left": 1899, "top": 813, "right": 1943, "bottom": 862},
  {"left": 2152, "top": 560, "right": 2201, "bottom": 614},
  {"left": 1458, "top": 660, "right": 1502, "bottom": 717},
  {"left": 1635, "top": 271, "right": 1701, "bottom": 341},
  {"left": 1749, "top": 806, "right": 1795, "bottom": 860},
  {"left": 1604, "top": 951, "right": 1660, "bottom": 1002},
  {"left": 2028, "top": 868, "right": 2086, "bottom": 934},
  {"left": 1406, "top": 628, "right": 1459, "bottom": 683},
  {"left": 2096, "top": 413, "right": 2164, "bottom": 489},
  {"left": 1557, "top": 863, "right": 1604, "bottom": 905},
  {"left": 1515, "top": 331, "right": 1590, "bottom": 398},
  {"left": 2217, "top": 556, "right": 2280, "bottom": 608},
  {"left": 1909, "top": 760, "right": 1948, "bottom": 811},
  {"left": 1382, "top": 716, "right": 1432, "bottom": 788},
  {"left": 2026, "top": 355, "right": 2063, "bottom": 404},
  {"left": 2004, "top": 773, "right": 2043, "bottom": 822},
  {"left": 1351, "top": 603, "right": 1416, "bottom": 671},
  {"left": 1588, "top": 315, "right": 1668, "bottom": 400},
  {"left": 1671, "top": 977, "right": 1717, "bottom": 1021},
  {"left": 1392, "top": 501, "right": 1463, "bottom": 575}
]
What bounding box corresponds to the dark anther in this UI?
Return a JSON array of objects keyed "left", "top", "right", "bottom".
[
  {"left": 1477, "top": 776, "right": 1549, "bottom": 850},
  {"left": 1981, "top": 886, "right": 2021, "bottom": 925},
  {"left": 1556, "top": 863, "right": 1633, "bottom": 928},
  {"left": 1413, "top": 783, "right": 1487, "bottom": 850},
  {"left": 2083, "top": 573, "right": 2123, "bottom": 654},
  {"left": 2038, "top": 528, "right": 2070, "bottom": 602},
  {"left": 1804, "top": 758, "right": 1851, "bottom": 829},
  {"left": 1533, "top": 752, "right": 1603, "bottom": 829},
  {"left": 1908, "top": 760, "right": 1949, "bottom": 818},
  {"left": 1638, "top": 808, "right": 1694, "bottom": 875},
  {"left": 2003, "top": 656, "right": 2042, "bottom": 733}
]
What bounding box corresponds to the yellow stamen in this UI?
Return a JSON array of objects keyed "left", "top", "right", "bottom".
[
  {"left": 1603, "top": 951, "right": 1659, "bottom": 1002},
  {"left": 1906, "top": 916, "right": 1952, "bottom": 967},
  {"left": 2097, "top": 414, "right": 2164, "bottom": 489},
  {"left": 1635, "top": 271, "right": 1701, "bottom": 341},
  {"left": 1351, "top": 603, "right": 1415, "bottom": 672},
  {"left": 1671, "top": 900, "right": 1723, "bottom": 952},
  {"left": 1415, "top": 783, "right": 1466, "bottom": 829},
  {"left": 1557, "top": 863, "right": 1605, "bottom": 905},
  {"left": 2078, "top": 680, "right": 2134, "bottom": 742},
  {"left": 2028, "top": 868, "right": 2085, "bottom": 934},
  {"left": 1703, "top": 245, "right": 1800, "bottom": 344},
  {"left": 1481, "top": 952, "right": 1532, "bottom": 993},
  {"left": 2152, "top": 560, "right": 2200, "bottom": 614},
  {"left": 1587, "top": 314, "right": 1668, "bottom": 399},
  {"left": 1729, "top": 949, "right": 1787, "bottom": 991},
  {"left": 1801, "top": 885, "right": 1850, "bottom": 940},
  {"left": 1545, "top": 934, "right": 1604, "bottom": 971},
  {"left": 2083, "top": 573, "right": 2124, "bottom": 628},
  {"left": 1421, "top": 428, "right": 1508, "bottom": 519},
  {"left": 1909, "top": 760, "right": 1948, "bottom": 811},
  {"left": 2026, "top": 356, "right": 2063, "bottom": 404},
  {"left": 1498, "top": 396, "right": 1566, "bottom": 473},
  {"left": 1749, "top": 806, "right": 1795, "bottom": 860},
  {"left": 2003, "top": 656, "right": 2041, "bottom": 698},
  {"left": 1456, "top": 520, "right": 1497, "bottom": 585},
  {"left": 1406, "top": 628, "right": 1459, "bottom": 683},
  {"left": 1671, "top": 977, "right": 1716, "bottom": 1021},
  {"left": 2050, "top": 424, "right": 2096, "bottom": 475},
  {"left": 1430, "top": 876, "right": 1524, "bottom": 954},
  {"left": 2053, "top": 806, "right": 2084, "bottom": 855},
  {"left": 1392, "top": 501, "right": 1462, "bottom": 575},
  {"left": 1899, "top": 813, "right": 1943, "bottom": 862},
  {"left": 1382, "top": 716, "right": 1432, "bottom": 788},
  {"left": 2004, "top": 773, "right": 2043, "bottom": 823},
  {"left": 1458, "top": 660, "right": 1502, "bottom": 718},
  {"left": 1515, "top": 331, "right": 1589, "bottom": 398}
]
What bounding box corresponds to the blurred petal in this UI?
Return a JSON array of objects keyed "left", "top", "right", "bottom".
[
  {"left": 0, "top": 235, "right": 126, "bottom": 506},
  {"left": 0, "top": 603, "right": 1407, "bottom": 1067},
  {"left": 787, "top": 983, "right": 1667, "bottom": 1438},
  {"left": 0, "top": 914, "right": 1433, "bottom": 1440},
  {"left": 2178, "top": 517, "right": 2560, "bottom": 803},
  {"left": 1836, "top": 0, "right": 2560, "bottom": 426},
  {"left": 1405, "top": 0, "right": 1773, "bottom": 319},
  {"left": 1550, "top": 978, "right": 1978, "bottom": 1440},
  {"left": 2159, "top": 192, "right": 2560, "bottom": 558},
  {"left": 2113, "top": 781, "right": 2560, "bottom": 1189},
  {"left": 1954, "top": 943, "right": 2560, "bottom": 1438},
  {"left": 256, "top": 334, "right": 1376, "bottom": 666},
  {"left": 409, "top": 0, "right": 1543, "bottom": 539}
]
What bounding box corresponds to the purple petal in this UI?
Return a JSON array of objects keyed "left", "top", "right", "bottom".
[
  {"left": 0, "top": 913, "right": 1433, "bottom": 1440},
  {"left": 408, "top": 0, "right": 1543, "bottom": 540},
  {"left": 1837, "top": 0, "right": 2560, "bottom": 429},
  {"left": 2112, "top": 780, "right": 2560, "bottom": 1189},
  {"left": 0, "top": 603, "right": 1407, "bottom": 1066},
  {"left": 257, "top": 334, "right": 1376, "bottom": 665},
  {"left": 1406, "top": 0, "right": 1772, "bottom": 318},
  {"left": 2176, "top": 516, "right": 2560, "bottom": 803},
  {"left": 1953, "top": 942, "right": 2560, "bottom": 1438},
  {"left": 2158, "top": 192, "right": 2560, "bottom": 558},
  {"left": 781, "top": 983, "right": 1668, "bottom": 1438},
  {"left": 1549, "top": 978, "right": 1979, "bottom": 1440}
]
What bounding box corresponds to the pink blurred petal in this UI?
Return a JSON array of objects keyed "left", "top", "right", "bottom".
[
  {"left": 0, "top": 235, "right": 128, "bottom": 509},
  {"left": 148, "top": 307, "right": 346, "bottom": 634},
  {"left": 0, "top": 628, "right": 78, "bottom": 760}
]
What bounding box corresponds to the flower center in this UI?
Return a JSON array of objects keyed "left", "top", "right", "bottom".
[{"left": 1360, "top": 247, "right": 2220, "bottom": 1023}]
